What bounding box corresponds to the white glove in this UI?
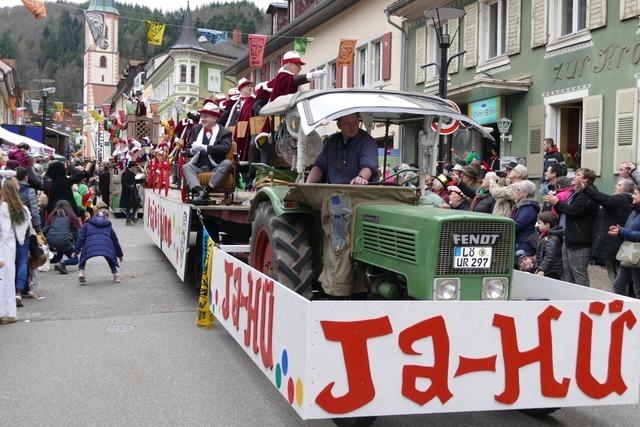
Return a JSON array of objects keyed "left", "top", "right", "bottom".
[
  {"left": 307, "top": 69, "right": 327, "bottom": 80},
  {"left": 189, "top": 145, "right": 205, "bottom": 155}
]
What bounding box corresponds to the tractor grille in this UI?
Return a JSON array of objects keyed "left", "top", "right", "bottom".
[
  {"left": 437, "top": 220, "right": 513, "bottom": 275},
  {"left": 362, "top": 223, "right": 417, "bottom": 264}
]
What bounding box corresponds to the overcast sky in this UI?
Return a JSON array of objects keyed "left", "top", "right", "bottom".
[{"left": 5, "top": 0, "right": 274, "bottom": 12}]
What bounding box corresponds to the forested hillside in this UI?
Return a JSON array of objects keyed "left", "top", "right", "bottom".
[{"left": 0, "top": 1, "right": 267, "bottom": 105}]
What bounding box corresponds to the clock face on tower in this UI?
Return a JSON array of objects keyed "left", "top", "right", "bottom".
[{"left": 98, "top": 39, "right": 109, "bottom": 50}]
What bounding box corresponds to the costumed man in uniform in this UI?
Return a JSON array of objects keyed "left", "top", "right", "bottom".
[
  {"left": 182, "top": 101, "right": 233, "bottom": 203},
  {"left": 220, "top": 87, "right": 240, "bottom": 128},
  {"left": 231, "top": 78, "right": 256, "bottom": 162},
  {"left": 172, "top": 111, "right": 200, "bottom": 185},
  {"left": 252, "top": 51, "right": 326, "bottom": 164}
]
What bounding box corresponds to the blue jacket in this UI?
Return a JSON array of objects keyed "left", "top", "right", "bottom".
[
  {"left": 512, "top": 198, "right": 541, "bottom": 255},
  {"left": 19, "top": 181, "right": 41, "bottom": 232},
  {"left": 620, "top": 206, "right": 640, "bottom": 242},
  {"left": 74, "top": 216, "right": 123, "bottom": 266}
]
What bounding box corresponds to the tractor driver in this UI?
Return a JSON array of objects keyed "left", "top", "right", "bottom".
[{"left": 306, "top": 113, "right": 378, "bottom": 185}]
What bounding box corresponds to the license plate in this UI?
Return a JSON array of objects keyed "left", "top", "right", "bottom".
[{"left": 454, "top": 246, "right": 492, "bottom": 269}]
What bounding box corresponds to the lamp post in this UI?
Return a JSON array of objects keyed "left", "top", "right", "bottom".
[
  {"left": 423, "top": 7, "right": 465, "bottom": 168},
  {"left": 33, "top": 78, "right": 56, "bottom": 143},
  {"left": 496, "top": 116, "right": 512, "bottom": 166}
]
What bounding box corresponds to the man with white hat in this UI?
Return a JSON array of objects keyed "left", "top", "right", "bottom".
[
  {"left": 223, "top": 77, "right": 254, "bottom": 129},
  {"left": 182, "top": 101, "right": 233, "bottom": 203},
  {"left": 268, "top": 50, "right": 326, "bottom": 102}
]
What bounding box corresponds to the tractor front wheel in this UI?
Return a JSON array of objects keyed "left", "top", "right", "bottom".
[{"left": 249, "top": 202, "right": 314, "bottom": 299}]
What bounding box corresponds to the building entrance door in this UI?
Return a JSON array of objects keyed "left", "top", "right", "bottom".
[{"left": 558, "top": 102, "right": 582, "bottom": 171}]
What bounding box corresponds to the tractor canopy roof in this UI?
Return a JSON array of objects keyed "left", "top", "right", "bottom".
[{"left": 259, "top": 88, "right": 494, "bottom": 140}]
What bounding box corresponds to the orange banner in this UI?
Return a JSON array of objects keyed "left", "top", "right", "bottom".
[
  {"left": 337, "top": 39, "right": 357, "bottom": 67},
  {"left": 248, "top": 34, "right": 268, "bottom": 68}
]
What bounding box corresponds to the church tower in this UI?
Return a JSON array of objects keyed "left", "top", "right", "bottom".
[{"left": 83, "top": 0, "right": 119, "bottom": 110}]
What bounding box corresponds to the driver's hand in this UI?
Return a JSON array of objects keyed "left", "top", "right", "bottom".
[{"left": 350, "top": 176, "right": 368, "bottom": 185}]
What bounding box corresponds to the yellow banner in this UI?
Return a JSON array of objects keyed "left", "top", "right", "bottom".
[
  {"left": 146, "top": 21, "right": 166, "bottom": 46},
  {"left": 54, "top": 101, "right": 63, "bottom": 112},
  {"left": 196, "top": 237, "right": 215, "bottom": 328},
  {"left": 89, "top": 110, "right": 104, "bottom": 123}
]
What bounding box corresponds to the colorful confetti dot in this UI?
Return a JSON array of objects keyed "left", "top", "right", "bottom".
[
  {"left": 295, "top": 378, "right": 303, "bottom": 406},
  {"left": 287, "top": 377, "right": 295, "bottom": 404},
  {"left": 282, "top": 349, "right": 289, "bottom": 376},
  {"left": 275, "top": 363, "right": 282, "bottom": 388}
]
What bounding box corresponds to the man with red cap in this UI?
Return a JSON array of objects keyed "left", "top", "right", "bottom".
[
  {"left": 182, "top": 101, "right": 233, "bottom": 203},
  {"left": 268, "top": 51, "right": 326, "bottom": 102}
]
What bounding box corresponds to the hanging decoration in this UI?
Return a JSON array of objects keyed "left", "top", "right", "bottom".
[
  {"left": 294, "top": 37, "right": 313, "bottom": 55},
  {"left": 101, "top": 103, "right": 112, "bottom": 117},
  {"left": 21, "top": 0, "right": 46, "bottom": 19},
  {"left": 30, "top": 99, "right": 40, "bottom": 114},
  {"left": 248, "top": 34, "right": 268, "bottom": 68},
  {"left": 85, "top": 11, "right": 109, "bottom": 49},
  {"left": 54, "top": 101, "right": 64, "bottom": 112},
  {"left": 8, "top": 97, "right": 17, "bottom": 111},
  {"left": 198, "top": 28, "right": 227, "bottom": 45},
  {"left": 145, "top": 21, "right": 166, "bottom": 46},
  {"left": 337, "top": 39, "right": 357, "bottom": 67}
]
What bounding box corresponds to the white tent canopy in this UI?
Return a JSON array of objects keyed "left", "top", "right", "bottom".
[{"left": 0, "top": 126, "right": 56, "bottom": 156}]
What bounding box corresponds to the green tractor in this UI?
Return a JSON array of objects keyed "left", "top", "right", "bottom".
[{"left": 247, "top": 89, "right": 515, "bottom": 301}]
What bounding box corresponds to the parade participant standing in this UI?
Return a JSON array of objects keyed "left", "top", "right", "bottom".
[
  {"left": 268, "top": 51, "right": 325, "bottom": 102},
  {"left": 231, "top": 78, "right": 256, "bottom": 161},
  {"left": 220, "top": 88, "right": 240, "bottom": 127},
  {"left": 183, "top": 102, "right": 233, "bottom": 203},
  {"left": 224, "top": 78, "right": 254, "bottom": 130},
  {"left": 45, "top": 161, "right": 81, "bottom": 217},
  {"left": 98, "top": 163, "right": 111, "bottom": 207},
  {"left": 120, "top": 161, "right": 144, "bottom": 225}
]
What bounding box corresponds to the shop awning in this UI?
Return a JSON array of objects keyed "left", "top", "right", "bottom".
[
  {"left": 427, "top": 77, "right": 532, "bottom": 105},
  {"left": 0, "top": 126, "right": 56, "bottom": 156}
]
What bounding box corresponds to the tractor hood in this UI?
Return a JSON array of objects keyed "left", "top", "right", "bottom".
[{"left": 259, "top": 89, "right": 494, "bottom": 140}]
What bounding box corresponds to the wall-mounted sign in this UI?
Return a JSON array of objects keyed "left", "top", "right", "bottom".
[{"left": 468, "top": 96, "right": 503, "bottom": 125}]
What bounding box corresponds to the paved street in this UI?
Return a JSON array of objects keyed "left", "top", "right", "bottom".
[{"left": 0, "top": 217, "right": 637, "bottom": 427}]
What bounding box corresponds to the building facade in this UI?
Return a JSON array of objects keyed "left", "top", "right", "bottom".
[
  {"left": 143, "top": 5, "right": 245, "bottom": 124},
  {"left": 388, "top": 0, "right": 640, "bottom": 189},
  {"left": 227, "top": 0, "right": 404, "bottom": 158}
]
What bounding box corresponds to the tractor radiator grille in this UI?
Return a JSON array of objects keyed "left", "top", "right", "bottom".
[
  {"left": 437, "top": 221, "right": 513, "bottom": 275},
  {"left": 362, "top": 223, "right": 417, "bottom": 264}
]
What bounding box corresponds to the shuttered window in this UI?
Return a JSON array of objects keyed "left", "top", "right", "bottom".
[
  {"left": 335, "top": 62, "right": 343, "bottom": 88},
  {"left": 581, "top": 95, "right": 603, "bottom": 175},
  {"left": 588, "top": 0, "right": 606, "bottom": 29},
  {"left": 415, "top": 25, "right": 426, "bottom": 84},
  {"left": 381, "top": 32, "right": 392, "bottom": 81},
  {"left": 527, "top": 104, "right": 545, "bottom": 177},
  {"left": 448, "top": 18, "right": 460, "bottom": 73},
  {"left": 463, "top": 3, "right": 478, "bottom": 68},
  {"left": 613, "top": 88, "right": 639, "bottom": 169},
  {"left": 531, "top": 0, "right": 547, "bottom": 48},
  {"left": 346, "top": 64, "right": 355, "bottom": 88},
  {"left": 506, "top": 0, "right": 521, "bottom": 55},
  {"left": 620, "top": 0, "right": 640, "bottom": 20}
]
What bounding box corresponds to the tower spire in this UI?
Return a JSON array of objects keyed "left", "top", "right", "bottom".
[{"left": 171, "top": 2, "right": 206, "bottom": 52}]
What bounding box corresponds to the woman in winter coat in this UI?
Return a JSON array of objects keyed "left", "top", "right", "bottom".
[
  {"left": 0, "top": 174, "right": 32, "bottom": 324},
  {"left": 471, "top": 172, "right": 497, "bottom": 214},
  {"left": 45, "top": 200, "right": 83, "bottom": 275},
  {"left": 609, "top": 185, "right": 640, "bottom": 298},
  {"left": 577, "top": 178, "right": 634, "bottom": 281},
  {"left": 74, "top": 201, "right": 123, "bottom": 284},
  {"left": 511, "top": 180, "right": 540, "bottom": 255},
  {"left": 120, "top": 161, "right": 144, "bottom": 225},
  {"left": 535, "top": 211, "right": 564, "bottom": 279},
  {"left": 45, "top": 161, "right": 81, "bottom": 217}
]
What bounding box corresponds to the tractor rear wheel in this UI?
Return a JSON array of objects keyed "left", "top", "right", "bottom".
[{"left": 249, "top": 202, "right": 314, "bottom": 299}]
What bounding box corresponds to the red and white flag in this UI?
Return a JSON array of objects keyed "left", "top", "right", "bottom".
[{"left": 248, "top": 34, "right": 268, "bottom": 68}]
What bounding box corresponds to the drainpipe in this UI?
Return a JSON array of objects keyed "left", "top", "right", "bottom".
[{"left": 385, "top": 10, "right": 407, "bottom": 162}]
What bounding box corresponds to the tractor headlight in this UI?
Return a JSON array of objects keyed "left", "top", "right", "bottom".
[
  {"left": 434, "top": 278, "right": 460, "bottom": 300},
  {"left": 482, "top": 277, "right": 509, "bottom": 300}
]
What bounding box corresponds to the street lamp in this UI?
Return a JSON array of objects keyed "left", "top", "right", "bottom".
[
  {"left": 497, "top": 116, "right": 512, "bottom": 161},
  {"left": 423, "top": 7, "right": 466, "bottom": 167},
  {"left": 32, "top": 78, "right": 56, "bottom": 143}
]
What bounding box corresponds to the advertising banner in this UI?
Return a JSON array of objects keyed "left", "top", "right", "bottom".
[
  {"left": 144, "top": 191, "right": 191, "bottom": 280},
  {"left": 209, "top": 251, "right": 640, "bottom": 420}
]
